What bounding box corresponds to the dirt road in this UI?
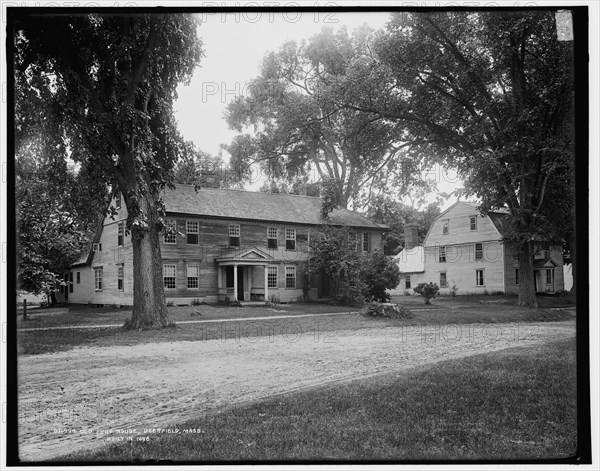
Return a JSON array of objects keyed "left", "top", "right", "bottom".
[{"left": 17, "top": 320, "right": 576, "bottom": 461}]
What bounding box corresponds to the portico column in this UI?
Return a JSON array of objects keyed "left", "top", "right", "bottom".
[
  {"left": 233, "top": 264, "right": 238, "bottom": 301},
  {"left": 264, "top": 265, "right": 269, "bottom": 302}
]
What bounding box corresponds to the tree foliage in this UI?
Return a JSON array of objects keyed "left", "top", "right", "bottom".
[
  {"left": 367, "top": 195, "right": 442, "bottom": 255},
  {"left": 327, "top": 11, "right": 575, "bottom": 306},
  {"left": 359, "top": 252, "right": 400, "bottom": 302},
  {"left": 224, "top": 26, "right": 428, "bottom": 210},
  {"left": 14, "top": 13, "right": 203, "bottom": 326}
]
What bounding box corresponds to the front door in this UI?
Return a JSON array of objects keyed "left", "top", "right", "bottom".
[{"left": 237, "top": 267, "right": 244, "bottom": 301}]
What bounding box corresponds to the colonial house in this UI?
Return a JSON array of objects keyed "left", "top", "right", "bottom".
[
  {"left": 55, "top": 185, "right": 387, "bottom": 305},
  {"left": 394, "top": 201, "right": 564, "bottom": 295}
]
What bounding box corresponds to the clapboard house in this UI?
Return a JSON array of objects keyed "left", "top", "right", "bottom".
[
  {"left": 56, "top": 185, "right": 387, "bottom": 305},
  {"left": 395, "top": 201, "right": 564, "bottom": 295},
  {"left": 423, "top": 201, "right": 564, "bottom": 294}
]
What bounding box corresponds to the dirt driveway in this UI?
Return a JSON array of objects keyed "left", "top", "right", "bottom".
[{"left": 17, "top": 319, "right": 576, "bottom": 461}]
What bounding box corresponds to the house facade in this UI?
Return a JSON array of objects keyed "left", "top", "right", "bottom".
[
  {"left": 395, "top": 201, "right": 564, "bottom": 295},
  {"left": 56, "top": 185, "right": 387, "bottom": 305}
]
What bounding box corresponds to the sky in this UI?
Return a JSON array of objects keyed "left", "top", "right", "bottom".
[
  {"left": 172, "top": 11, "right": 465, "bottom": 210},
  {"left": 174, "top": 11, "right": 392, "bottom": 157}
]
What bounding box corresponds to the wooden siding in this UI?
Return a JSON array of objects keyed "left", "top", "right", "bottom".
[
  {"left": 423, "top": 241, "right": 505, "bottom": 294},
  {"left": 424, "top": 202, "right": 502, "bottom": 247},
  {"left": 67, "top": 207, "right": 385, "bottom": 305}
]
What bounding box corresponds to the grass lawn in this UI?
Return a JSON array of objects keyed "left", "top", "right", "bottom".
[
  {"left": 57, "top": 337, "right": 577, "bottom": 462},
  {"left": 17, "top": 299, "right": 575, "bottom": 356}
]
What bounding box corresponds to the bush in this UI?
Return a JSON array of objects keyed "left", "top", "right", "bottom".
[
  {"left": 450, "top": 284, "right": 458, "bottom": 297},
  {"left": 413, "top": 282, "right": 440, "bottom": 304},
  {"left": 191, "top": 297, "right": 202, "bottom": 306},
  {"left": 361, "top": 301, "right": 413, "bottom": 319},
  {"left": 360, "top": 252, "right": 401, "bottom": 302}
]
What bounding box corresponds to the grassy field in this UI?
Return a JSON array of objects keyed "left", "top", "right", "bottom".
[
  {"left": 56, "top": 337, "right": 577, "bottom": 462},
  {"left": 16, "top": 297, "right": 575, "bottom": 356}
]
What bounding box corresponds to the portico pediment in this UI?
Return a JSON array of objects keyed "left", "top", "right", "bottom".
[{"left": 216, "top": 247, "right": 274, "bottom": 265}]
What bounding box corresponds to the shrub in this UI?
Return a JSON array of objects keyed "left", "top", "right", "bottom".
[
  {"left": 191, "top": 297, "right": 202, "bottom": 306},
  {"left": 268, "top": 293, "right": 281, "bottom": 305},
  {"left": 413, "top": 282, "right": 439, "bottom": 304},
  {"left": 361, "top": 301, "right": 413, "bottom": 319},
  {"left": 450, "top": 284, "right": 458, "bottom": 297},
  {"left": 360, "top": 252, "right": 401, "bottom": 302}
]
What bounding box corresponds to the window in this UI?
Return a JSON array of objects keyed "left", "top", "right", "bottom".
[
  {"left": 94, "top": 267, "right": 103, "bottom": 291},
  {"left": 285, "top": 266, "right": 296, "bottom": 289},
  {"left": 546, "top": 269, "right": 552, "bottom": 285},
  {"left": 117, "top": 265, "right": 124, "bottom": 291},
  {"left": 285, "top": 228, "right": 296, "bottom": 250},
  {"left": 442, "top": 219, "right": 449, "bottom": 235},
  {"left": 267, "top": 227, "right": 278, "bottom": 249},
  {"left": 348, "top": 232, "right": 358, "bottom": 251},
  {"left": 470, "top": 216, "right": 477, "bottom": 231},
  {"left": 476, "top": 269, "right": 484, "bottom": 286},
  {"left": 77, "top": 272, "right": 80, "bottom": 284},
  {"left": 440, "top": 272, "right": 448, "bottom": 288},
  {"left": 475, "top": 243, "right": 483, "bottom": 260},
  {"left": 225, "top": 266, "right": 234, "bottom": 288},
  {"left": 186, "top": 221, "right": 199, "bottom": 245},
  {"left": 229, "top": 224, "right": 240, "bottom": 247},
  {"left": 164, "top": 220, "right": 177, "bottom": 244},
  {"left": 405, "top": 275, "right": 411, "bottom": 289},
  {"left": 515, "top": 268, "right": 519, "bottom": 285},
  {"left": 187, "top": 265, "right": 199, "bottom": 289},
  {"left": 93, "top": 243, "right": 102, "bottom": 252},
  {"left": 513, "top": 255, "right": 520, "bottom": 267},
  {"left": 115, "top": 192, "right": 121, "bottom": 210},
  {"left": 439, "top": 246, "right": 446, "bottom": 263},
  {"left": 543, "top": 244, "right": 550, "bottom": 259},
  {"left": 69, "top": 272, "right": 73, "bottom": 293},
  {"left": 268, "top": 266, "right": 278, "bottom": 288},
  {"left": 163, "top": 264, "right": 176, "bottom": 289},
  {"left": 362, "top": 233, "right": 371, "bottom": 252},
  {"left": 117, "top": 222, "right": 124, "bottom": 246}
]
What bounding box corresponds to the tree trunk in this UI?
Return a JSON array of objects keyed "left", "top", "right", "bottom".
[
  {"left": 518, "top": 242, "right": 538, "bottom": 307},
  {"left": 125, "top": 191, "right": 172, "bottom": 329}
]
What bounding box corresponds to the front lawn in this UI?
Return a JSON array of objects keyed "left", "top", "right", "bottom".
[
  {"left": 57, "top": 337, "right": 577, "bottom": 462},
  {"left": 17, "top": 301, "right": 575, "bottom": 356}
]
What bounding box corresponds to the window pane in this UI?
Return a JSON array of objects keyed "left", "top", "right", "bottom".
[
  {"left": 187, "top": 265, "right": 199, "bottom": 289},
  {"left": 163, "top": 264, "right": 176, "bottom": 289},
  {"left": 363, "top": 233, "right": 370, "bottom": 252},
  {"left": 439, "top": 246, "right": 446, "bottom": 262},
  {"left": 268, "top": 266, "right": 278, "bottom": 288},
  {"left": 475, "top": 243, "right": 483, "bottom": 260},
  {"left": 470, "top": 217, "right": 477, "bottom": 231},
  {"left": 442, "top": 220, "right": 449, "bottom": 234},
  {"left": 164, "top": 220, "right": 177, "bottom": 244},
  {"left": 440, "top": 273, "right": 447, "bottom": 287},
  {"left": 187, "top": 221, "right": 199, "bottom": 245},
  {"left": 118, "top": 222, "right": 124, "bottom": 246},
  {"left": 229, "top": 224, "right": 240, "bottom": 236},
  {"left": 285, "top": 266, "right": 296, "bottom": 289}
]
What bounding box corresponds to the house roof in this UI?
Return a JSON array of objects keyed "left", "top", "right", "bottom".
[
  {"left": 163, "top": 185, "right": 388, "bottom": 229},
  {"left": 533, "top": 258, "right": 559, "bottom": 269},
  {"left": 394, "top": 246, "right": 425, "bottom": 273}
]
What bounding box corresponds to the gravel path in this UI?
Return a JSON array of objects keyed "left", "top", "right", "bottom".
[{"left": 17, "top": 320, "right": 576, "bottom": 461}]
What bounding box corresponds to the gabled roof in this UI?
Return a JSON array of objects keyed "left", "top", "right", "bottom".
[
  {"left": 163, "top": 185, "right": 388, "bottom": 229},
  {"left": 533, "top": 258, "right": 559, "bottom": 269},
  {"left": 216, "top": 246, "right": 274, "bottom": 264}
]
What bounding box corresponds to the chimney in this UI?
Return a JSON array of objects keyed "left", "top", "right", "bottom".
[{"left": 404, "top": 222, "right": 420, "bottom": 250}]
